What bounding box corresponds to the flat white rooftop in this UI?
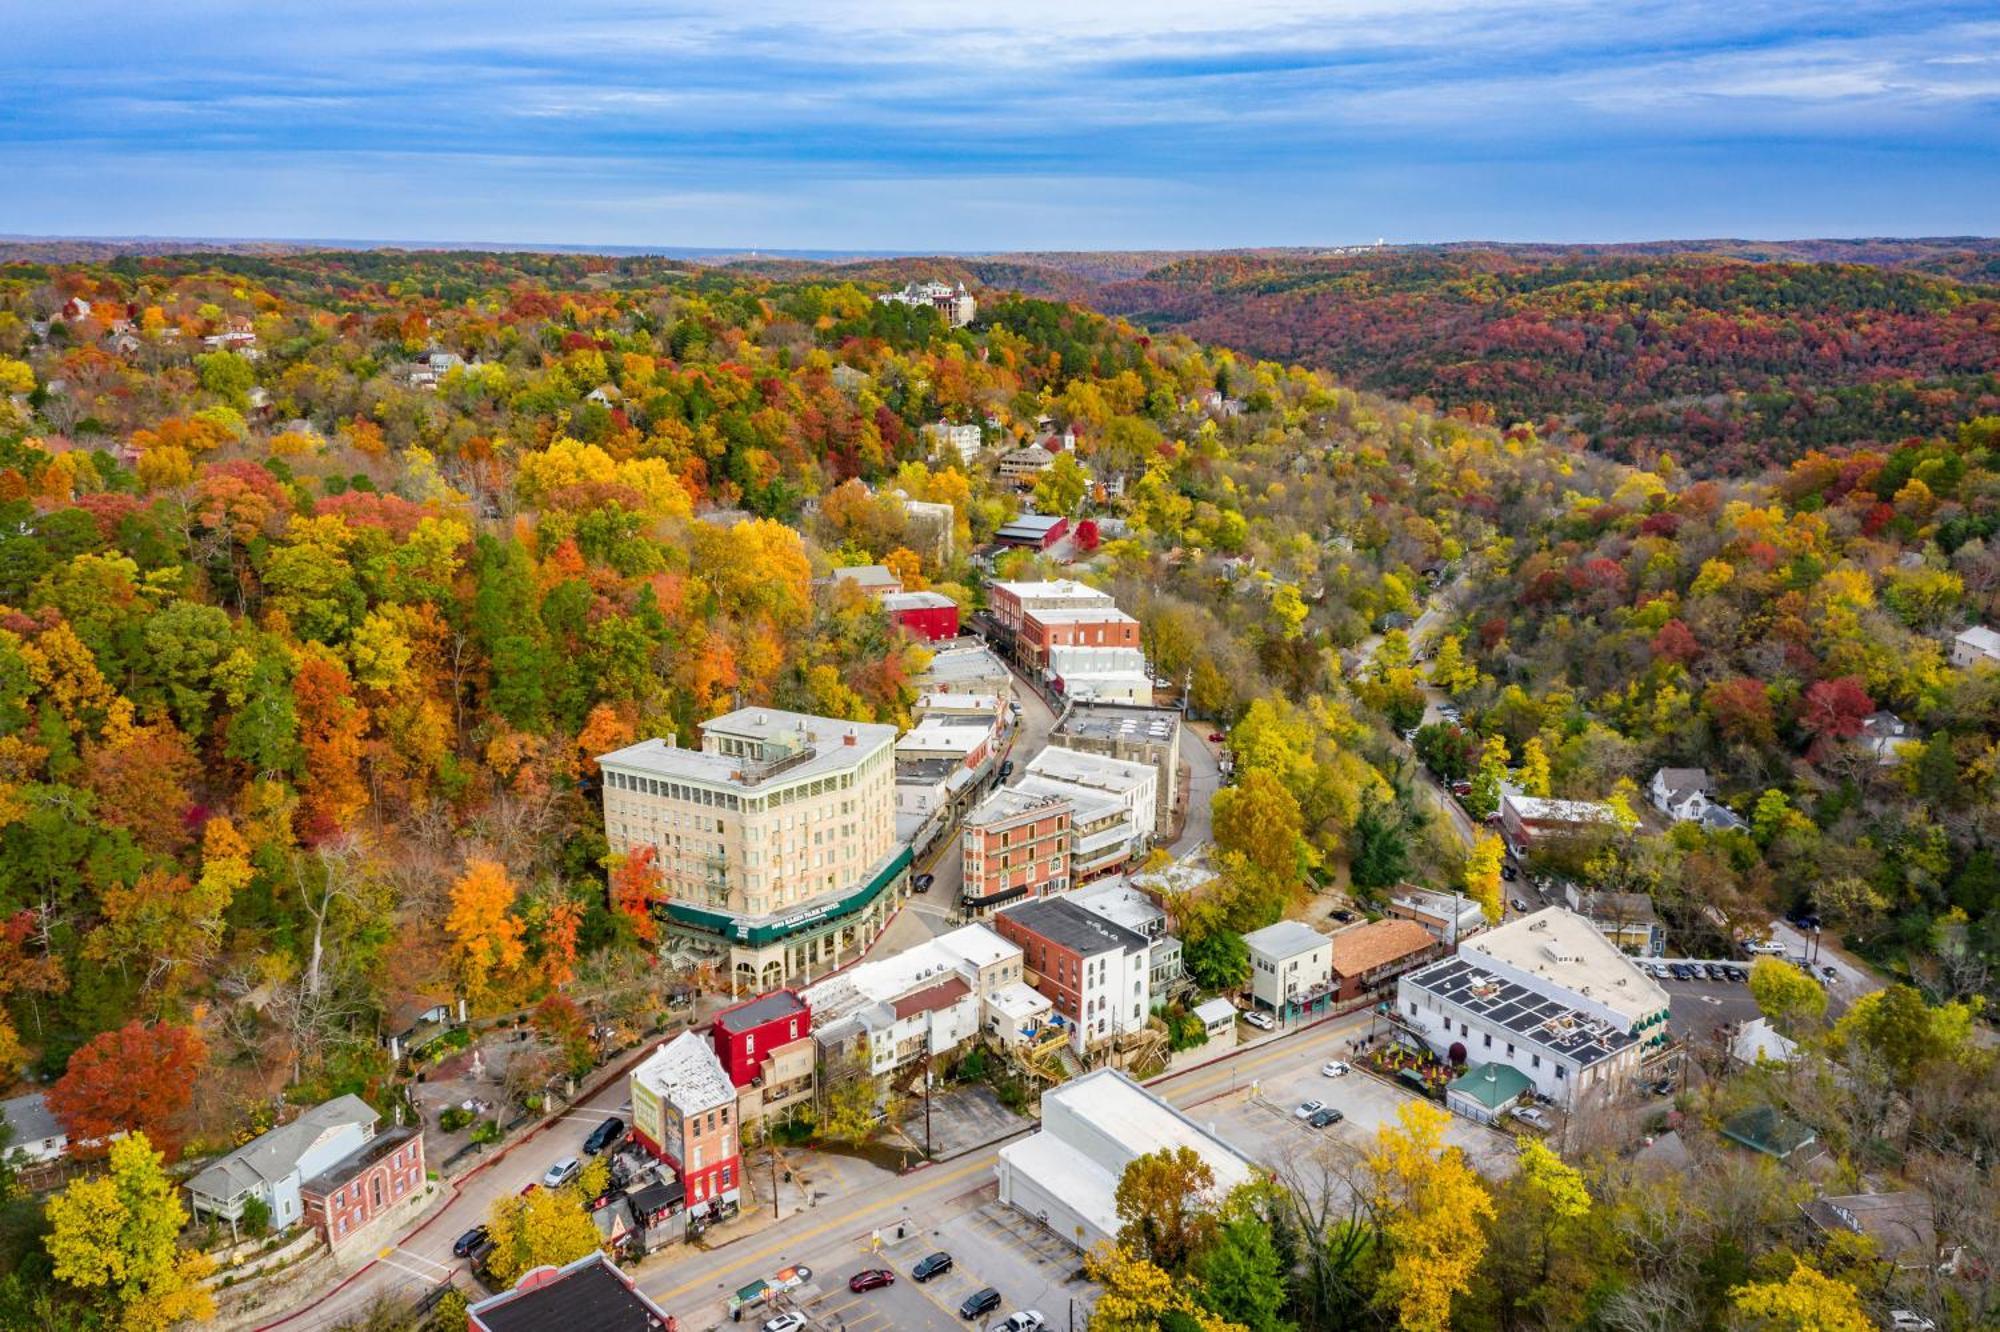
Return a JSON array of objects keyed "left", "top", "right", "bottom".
[{"left": 1461, "top": 907, "right": 1667, "bottom": 1024}]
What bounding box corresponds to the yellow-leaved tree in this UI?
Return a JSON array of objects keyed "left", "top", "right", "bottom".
[
  {"left": 482, "top": 1165, "right": 606, "bottom": 1287},
  {"left": 1365, "top": 1100, "right": 1495, "bottom": 1332},
  {"left": 1463, "top": 832, "right": 1505, "bottom": 924},
  {"left": 1729, "top": 1259, "right": 1873, "bottom": 1332},
  {"left": 1085, "top": 1243, "right": 1247, "bottom": 1332},
  {"left": 45, "top": 1133, "right": 215, "bottom": 1332}
]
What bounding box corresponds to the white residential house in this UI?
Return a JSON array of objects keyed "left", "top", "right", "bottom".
[
  {"left": 1242, "top": 920, "right": 1334, "bottom": 1021},
  {"left": 185, "top": 1095, "right": 383, "bottom": 1230},
  {"left": 1951, "top": 625, "right": 2000, "bottom": 669},
  {"left": 0, "top": 1093, "right": 67, "bottom": 1165},
  {"left": 1648, "top": 767, "right": 1747, "bottom": 832},
  {"left": 1859, "top": 712, "right": 1917, "bottom": 765}
]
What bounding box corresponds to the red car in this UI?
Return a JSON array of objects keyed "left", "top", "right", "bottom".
[
  {"left": 849, "top": 1268, "right": 895, "bottom": 1292},
  {"left": 1208, "top": 732, "right": 1226, "bottom": 743}
]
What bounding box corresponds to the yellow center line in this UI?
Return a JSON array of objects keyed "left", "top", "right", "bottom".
[{"left": 648, "top": 1153, "right": 995, "bottom": 1303}]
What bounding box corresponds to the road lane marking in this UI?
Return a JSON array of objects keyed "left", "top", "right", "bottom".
[{"left": 648, "top": 1154, "right": 996, "bottom": 1303}]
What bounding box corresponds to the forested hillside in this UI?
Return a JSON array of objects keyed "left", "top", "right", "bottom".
[
  {"left": 1089, "top": 249, "right": 2000, "bottom": 474},
  {"left": 1, "top": 251, "right": 1998, "bottom": 1330}
]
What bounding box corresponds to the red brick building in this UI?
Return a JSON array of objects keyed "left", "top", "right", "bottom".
[
  {"left": 300, "top": 1126, "right": 425, "bottom": 1253},
  {"left": 961, "top": 789, "right": 1072, "bottom": 914},
  {"left": 1019, "top": 607, "right": 1141, "bottom": 668},
  {"left": 880, "top": 590, "right": 961, "bottom": 643},
  {"left": 629, "top": 1032, "right": 741, "bottom": 1225}
]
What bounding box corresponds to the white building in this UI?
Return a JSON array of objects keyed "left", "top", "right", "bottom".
[
  {"left": 877, "top": 280, "right": 976, "bottom": 328},
  {"left": 917, "top": 643, "right": 1015, "bottom": 699},
  {"left": 895, "top": 717, "right": 995, "bottom": 767},
  {"left": 1951, "top": 625, "right": 2000, "bottom": 669},
  {"left": 1860, "top": 711, "right": 1918, "bottom": 765},
  {"left": 994, "top": 897, "right": 1154, "bottom": 1053},
  {"left": 184, "top": 1095, "right": 381, "bottom": 1230},
  {"left": 597, "top": 708, "right": 903, "bottom": 993},
  {"left": 802, "top": 924, "right": 1031, "bottom": 1075},
  {"left": 995, "top": 1069, "right": 1256, "bottom": 1251},
  {"left": 1024, "top": 746, "right": 1159, "bottom": 839},
  {"left": 1047, "top": 644, "right": 1153, "bottom": 705},
  {"left": 0, "top": 1093, "right": 66, "bottom": 1165},
  {"left": 924, "top": 421, "right": 985, "bottom": 466},
  {"left": 1060, "top": 879, "right": 1183, "bottom": 1001},
  {"left": 1242, "top": 920, "right": 1333, "bottom": 1020},
  {"left": 1395, "top": 908, "right": 1672, "bottom": 1109}
]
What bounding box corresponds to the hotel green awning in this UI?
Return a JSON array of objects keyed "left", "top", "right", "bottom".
[{"left": 661, "top": 844, "right": 913, "bottom": 948}]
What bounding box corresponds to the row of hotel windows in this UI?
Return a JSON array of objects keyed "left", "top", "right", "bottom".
[{"left": 607, "top": 766, "right": 880, "bottom": 811}]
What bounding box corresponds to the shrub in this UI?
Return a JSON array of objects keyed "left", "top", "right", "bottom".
[
  {"left": 438, "top": 1105, "right": 473, "bottom": 1132},
  {"left": 241, "top": 1194, "right": 271, "bottom": 1238},
  {"left": 469, "top": 1119, "right": 501, "bottom": 1145}
]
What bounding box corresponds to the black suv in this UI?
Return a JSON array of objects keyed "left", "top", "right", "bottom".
[
  {"left": 583, "top": 1116, "right": 625, "bottom": 1156},
  {"left": 451, "top": 1224, "right": 489, "bottom": 1258},
  {"left": 959, "top": 1287, "right": 1002, "bottom": 1319},
  {"left": 913, "top": 1251, "right": 954, "bottom": 1282}
]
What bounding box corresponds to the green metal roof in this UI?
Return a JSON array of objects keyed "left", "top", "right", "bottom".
[
  {"left": 1721, "top": 1106, "right": 1817, "bottom": 1159},
  {"left": 661, "top": 844, "right": 912, "bottom": 948},
  {"left": 1447, "top": 1061, "right": 1534, "bottom": 1110}
]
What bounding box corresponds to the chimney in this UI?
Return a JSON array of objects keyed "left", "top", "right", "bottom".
[{"left": 844, "top": 727, "right": 857, "bottom": 746}]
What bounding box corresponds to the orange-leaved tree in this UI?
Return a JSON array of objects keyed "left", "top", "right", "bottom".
[{"left": 446, "top": 858, "right": 527, "bottom": 1004}]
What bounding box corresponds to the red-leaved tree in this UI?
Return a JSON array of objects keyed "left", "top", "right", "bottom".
[
  {"left": 47, "top": 1020, "right": 206, "bottom": 1157},
  {"left": 1800, "top": 675, "right": 1875, "bottom": 760}
]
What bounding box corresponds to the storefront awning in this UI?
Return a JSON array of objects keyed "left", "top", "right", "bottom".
[{"left": 661, "top": 845, "right": 913, "bottom": 948}]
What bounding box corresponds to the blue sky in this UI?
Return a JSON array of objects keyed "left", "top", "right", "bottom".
[{"left": 4, "top": 1, "right": 1997, "bottom": 250}]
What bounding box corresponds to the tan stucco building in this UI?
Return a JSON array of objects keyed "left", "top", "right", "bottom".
[{"left": 598, "top": 708, "right": 906, "bottom": 993}]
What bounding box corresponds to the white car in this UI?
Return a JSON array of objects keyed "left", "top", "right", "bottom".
[
  {"left": 763, "top": 1315, "right": 808, "bottom": 1332},
  {"left": 1321, "top": 1061, "right": 1350, "bottom": 1077},
  {"left": 541, "top": 1157, "right": 580, "bottom": 1189},
  {"left": 990, "top": 1314, "right": 1046, "bottom": 1332},
  {"left": 1242, "top": 1011, "right": 1275, "bottom": 1031},
  {"left": 1890, "top": 1313, "right": 1937, "bottom": 1332},
  {"left": 1512, "top": 1106, "right": 1551, "bottom": 1129},
  {"left": 1294, "top": 1099, "right": 1324, "bottom": 1120}
]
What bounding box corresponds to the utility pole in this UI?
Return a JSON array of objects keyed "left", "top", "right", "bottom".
[
  {"left": 923, "top": 1060, "right": 933, "bottom": 1161},
  {"left": 769, "top": 1133, "right": 780, "bottom": 1219}
]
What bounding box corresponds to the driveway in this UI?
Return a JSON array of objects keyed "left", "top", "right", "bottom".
[{"left": 1765, "top": 921, "right": 1881, "bottom": 1006}]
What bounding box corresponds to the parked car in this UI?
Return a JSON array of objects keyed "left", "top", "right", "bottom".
[
  {"left": 1451, "top": 780, "right": 1473, "bottom": 797},
  {"left": 1890, "top": 1312, "right": 1938, "bottom": 1331},
  {"left": 1703, "top": 963, "right": 1726, "bottom": 981},
  {"left": 1208, "top": 732, "right": 1227, "bottom": 743},
  {"left": 959, "top": 1286, "right": 1003, "bottom": 1319},
  {"left": 763, "top": 1315, "right": 807, "bottom": 1332},
  {"left": 1513, "top": 1106, "right": 1552, "bottom": 1129},
  {"left": 542, "top": 1158, "right": 581, "bottom": 1189},
  {"left": 1820, "top": 964, "right": 1839, "bottom": 980},
  {"left": 990, "top": 1315, "right": 1045, "bottom": 1332},
  {"left": 1242, "top": 1011, "right": 1275, "bottom": 1031},
  {"left": 913, "top": 873, "right": 935, "bottom": 894},
  {"left": 1294, "top": 1099, "right": 1324, "bottom": 1120},
  {"left": 849, "top": 1268, "right": 895, "bottom": 1292},
  {"left": 998, "top": 760, "right": 1015, "bottom": 778},
  {"left": 583, "top": 1116, "right": 624, "bottom": 1156},
  {"left": 1321, "top": 1060, "right": 1349, "bottom": 1077},
  {"left": 1510, "top": 897, "right": 1529, "bottom": 913},
  {"left": 913, "top": 1251, "right": 954, "bottom": 1282},
  {"left": 1308, "top": 1107, "right": 1345, "bottom": 1128},
  {"left": 1500, "top": 864, "right": 1518, "bottom": 882},
  {"left": 451, "top": 1225, "right": 489, "bottom": 1258},
  {"left": 1330, "top": 908, "right": 1356, "bottom": 922}
]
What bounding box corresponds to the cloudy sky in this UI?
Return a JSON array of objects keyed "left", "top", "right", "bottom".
[{"left": 5, "top": 1, "right": 1997, "bottom": 250}]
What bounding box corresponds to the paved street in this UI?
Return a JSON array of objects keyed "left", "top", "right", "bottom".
[
  {"left": 634, "top": 1010, "right": 1392, "bottom": 1329},
  {"left": 1172, "top": 728, "right": 1222, "bottom": 854}
]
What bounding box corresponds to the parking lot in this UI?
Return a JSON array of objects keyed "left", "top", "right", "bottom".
[
  {"left": 799, "top": 1193, "right": 1089, "bottom": 1332},
  {"left": 1650, "top": 962, "right": 1772, "bottom": 1041},
  {"left": 1203, "top": 1053, "right": 1518, "bottom": 1182}
]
